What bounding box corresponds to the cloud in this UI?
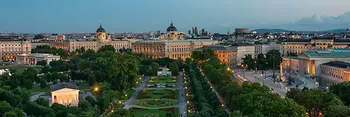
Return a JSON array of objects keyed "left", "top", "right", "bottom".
[{"left": 264, "top": 11, "right": 350, "bottom": 31}]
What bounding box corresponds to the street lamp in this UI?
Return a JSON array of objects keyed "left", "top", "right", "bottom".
[{"left": 93, "top": 86, "right": 100, "bottom": 92}]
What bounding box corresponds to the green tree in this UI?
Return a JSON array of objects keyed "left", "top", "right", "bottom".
[
  {"left": 139, "top": 65, "right": 150, "bottom": 76},
  {"left": 36, "top": 60, "right": 47, "bottom": 66},
  {"left": 242, "top": 54, "right": 255, "bottom": 70},
  {"left": 166, "top": 111, "right": 173, "bottom": 117},
  {"left": 169, "top": 62, "right": 179, "bottom": 76},
  {"left": 39, "top": 78, "right": 48, "bottom": 88},
  {"left": 3, "top": 111, "right": 17, "bottom": 117},
  {"left": 77, "top": 59, "right": 90, "bottom": 70},
  {"left": 98, "top": 45, "right": 116, "bottom": 53},
  {"left": 330, "top": 81, "right": 350, "bottom": 105},
  {"left": 85, "top": 96, "right": 96, "bottom": 106},
  {"left": 78, "top": 100, "right": 91, "bottom": 111},
  {"left": 24, "top": 102, "right": 54, "bottom": 117},
  {"left": 88, "top": 74, "right": 96, "bottom": 86},
  {"left": 24, "top": 79, "right": 33, "bottom": 89},
  {"left": 256, "top": 53, "right": 266, "bottom": 70},
  {"left": 150, "top": 62, "right": 160, "bottom": 76},
  {"left": 266, "top": 50, "right": 281, "bottom": 70},
  {"left": 35, "top": 98, "right": 49, "bottom": 107},
  {"left": 0, "top": 101, "right": 12, "bottom": 117},
  {"left": 108, "top": 108, "right": 132, "bottom": 117},
  {"left": 10, "top": 79, "right": 20, "bottom": 89},
  {"left": 324, "top": 105, "right": 350, "bottom": 117},
  {"left": 94, "top": 70, "right": 106, "bottom": 82}
]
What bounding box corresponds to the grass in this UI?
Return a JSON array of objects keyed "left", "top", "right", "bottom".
[
  {"left": 149, "top": 76, "right": 176, "bottom": 83},
  {"left": 77, "top": 83, "right": 91, "bottom": 91},
  {"left": 28, "top": 86, "right": 49, "bottom": 93},
  {"left": 0, "top": 66, "right": 42, "bottom": 74},
  {"left": 138, "top": 89, "right": 176, "bottom": 99}
]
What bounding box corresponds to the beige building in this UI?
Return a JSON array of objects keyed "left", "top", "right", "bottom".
[
  {"left": 0, "top": 39, "right": 31, "bottom": 61},
  {"left": 197, "top": 45, "right": 237, "bottom": 67},
  {"left": 132, "top": 40, "right": 217, "bottom": 59},
  {"left": 282, "top": 49, "right": 350, "bottom": 77},
  {"left": 46, "top": 24, "right": 134, "bottom": 52},
  {"left": 281, "top": 38, "right": 350, "bottom": 55},
  {"left": 232, "top": 43, "right": 255, "bottom": 66},
  {"left": 16, "top": 53, "right": 60, "bottom": 65},
  {"left": 320, "top": 61, "right": 350, "bottom": 86},
  {"left": 282, "top": 56, "right": 299, "bottom": 73},
  {"left": 50, "top": 83, "right": 79, "bottom": 106}
]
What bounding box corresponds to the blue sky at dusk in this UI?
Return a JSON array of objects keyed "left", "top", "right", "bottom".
[{"left": 1, "top": 0, "right": 350, "bottom": 33}]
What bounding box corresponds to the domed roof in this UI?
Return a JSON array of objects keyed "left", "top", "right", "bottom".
[
  {"left": 96, "top": 24, "right": 105, "bottom": 33},
  {"left": 166, "top": 22, "right": 177, "bottom": 32}
]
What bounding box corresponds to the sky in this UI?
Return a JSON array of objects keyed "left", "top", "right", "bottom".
[{"left": 1, "top": 0, "right": 350, "bottom": 33}]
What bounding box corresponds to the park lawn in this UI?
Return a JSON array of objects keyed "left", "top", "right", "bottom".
[
  {"left": 1, "top": 66, "right": 43, "bottom": 74},
  {"left": 133, "top": 109, "right": 169, "bottom": 117},
  {"left": 138, "top": 89, "right": 176, "bottom": 99},
  {"left": 28, "top": 86, "right": 49, "bottom": 93},
  {"left": 149, "top": 76, "right": 176, "bottom": 83},
  {"left": 77, "top": 83, "right": 91, "bottom": 91}
]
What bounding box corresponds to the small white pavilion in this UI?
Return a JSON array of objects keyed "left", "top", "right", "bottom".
[{"left": 50, "top": 83, "right": 80, "bottom": 106}]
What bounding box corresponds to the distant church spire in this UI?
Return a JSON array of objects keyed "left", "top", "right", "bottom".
[{"left": 100, "top": 23, "right": 103, "bottom": 28}]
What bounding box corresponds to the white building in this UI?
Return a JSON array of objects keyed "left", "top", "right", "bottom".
[
  {"left": 50, "top": 83, "right": 80, "bottom": 106},
  {"left": 298, "top": 49, "right": 350, "bottom": 76},
  {"left": 254, "top": 42, "right": 281, "bottom": 57},
  {"left": 233, "top": 43, "right": 255, "bottom": 66},
  {"left": 16, "top": 53, "right": 60, "bottom": 65}
]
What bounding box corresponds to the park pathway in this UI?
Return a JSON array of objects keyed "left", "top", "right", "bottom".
[
  {"left": 123, "top": 76, "right": 149, "bottom": 109},
  {"left": 123, "top": 73, "right": 187, "bottom": 117}
]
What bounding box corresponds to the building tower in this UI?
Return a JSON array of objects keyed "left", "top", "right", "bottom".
[
  {"left": 166, "top": 22, "right": 178, "bottom": 40},
  {"left": 96, "top": 24, "right": 107, "bottom": 41}
]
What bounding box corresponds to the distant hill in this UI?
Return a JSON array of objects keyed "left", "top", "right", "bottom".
[
  {"left": 252, "top": 29, "right": 347, "bottom": 34},
  {"left": 252, "top": 29, "right": 290, "bottom": 34}
]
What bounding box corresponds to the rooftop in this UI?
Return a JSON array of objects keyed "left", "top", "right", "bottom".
[
  {"left": 283, "top": 39, "right": 311, "bottom": 42},
  {"left": 304, "top": 50, "right": 350, "bottom": 57},
  {"left": 197, "top": 45, "right": 237, "bottom": 51},
  {"left": 50, "top": 83, "right": 78, "bottom": 92},
  {"left": 322, "top": 61, "right": 350, "bottom": 68},
  {"left": 284, "top": 56, "right": 299, "bottom": 60}
]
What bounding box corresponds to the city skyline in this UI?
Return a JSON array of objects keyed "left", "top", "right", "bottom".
[{"left": 1, "top": 0, "right": 350, "bottom": 33}]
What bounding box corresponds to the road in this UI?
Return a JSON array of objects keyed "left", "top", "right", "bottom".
[
  {"left": 240, "top": 71, "right": 287, "bottom": 97},
  {"left": 178, "top": 72, "right": 187, "bottom": 117},
  {"left": 233, "top": 69, "right": 319, "bottom": 98}
]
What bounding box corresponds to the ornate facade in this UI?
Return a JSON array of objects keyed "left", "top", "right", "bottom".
[
  {"left": 0, "top": 39, "right": 31, "bottom": 61},
  {"left": 159, "top": 22, "right": 184, "bottom": 40},
  {"left": 132, "top": 40, "right": 217, "bottom": 59},
  {"left": 50, "top": 83, "right": 79, "bottom": 106},
  {"left": 320, "top": 61, "right": 350, "bottom": 86},
  {"left": 281, "top": 38, "right": 350, "bottom": 55},
  {"left": 48, "top": 24, "right": 134, "bottom": 52}
]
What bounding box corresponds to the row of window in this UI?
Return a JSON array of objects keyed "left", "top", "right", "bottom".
[{"left": 321, "top": 68, "right": 344, "bottom": 80}]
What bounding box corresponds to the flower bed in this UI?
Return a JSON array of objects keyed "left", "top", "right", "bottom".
[{"left": 135, "top": 100, "right": 177, "bottom": 107}]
